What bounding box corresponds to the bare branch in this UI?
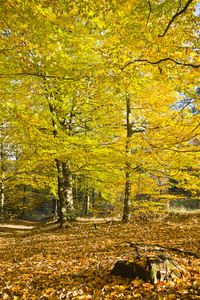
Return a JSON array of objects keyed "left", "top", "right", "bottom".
[
  {"left": 191, "top": 123, "right": 200, "bottom": 133},
  {"left": 146, "top": 0, "right": 152, "bottom": 27},
  {"left": 121, "top": 57, "right": 200, "bottom": 70},
  {"left": 177, "top": 0, "right": 183, "bottom": 13},
  {"left": 158, "top": 0, "right": 194, "bottom": 37},
  {"left": 0, "top": 16, "right": 10, "bottom": 28}
]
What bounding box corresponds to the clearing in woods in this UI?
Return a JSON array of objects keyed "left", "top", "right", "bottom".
[{"left": 0, "top": 212, "right": 199, "bottom": 299}]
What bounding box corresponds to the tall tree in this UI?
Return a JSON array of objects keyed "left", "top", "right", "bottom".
[{"left": 0, "top": 0, "right": 199, "bottom": 222}]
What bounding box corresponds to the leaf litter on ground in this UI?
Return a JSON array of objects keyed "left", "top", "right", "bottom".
[{"left": 0, "top": 212, "right": 199, "bottom": 299}]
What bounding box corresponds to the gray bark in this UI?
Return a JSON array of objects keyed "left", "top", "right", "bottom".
[
  {"left": 0, "top": 143, "right": 5, "bottom": 220},
  {"left": 53, "top": 198, "right": 58, "bottom": 219},
  {"left": 21, "top": 186, "right": 26, "bottom": 220},
  {"left": 75, "top": 176, "right": 79, "bottom": 210},
  {"left": 0, "top": 172, "right": 4, "bottom": 221},
  {"left": 111, "top": 254, "right": 180, "bottom": 284},
  {"left": 123, "top": 166, "right": 132, "bottom": 220},
  {"left": 122, "top": 94, "right": 132, "bottom": 221},
  {"left": 56, "top": 160, "right": 73, "bottom": 228},
  {"left": 47, "top": 91, "right": 74, "bottom": 228},
  {"left": 83, "top": 185, "right": 90, "bottom": 215}
]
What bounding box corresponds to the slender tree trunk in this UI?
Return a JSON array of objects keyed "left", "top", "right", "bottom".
[
  {"left": 91, "top": 188, "right": 95, "bottom": 209},
  {"left": 56, "top": 160, "right": 73, "bottom": 228},
  {"left": 82, "top": 124, "right": 90, "bottom": 215},
  {"left": 53, "top": 198, "right": 58, "bottom": 219},
  {"left": 75, "top": 175, "right": 79, "bottom": 210},
  {"left": 122, "top": 94, "right": 132, "bottom": 221},
  {"left": 123, "top": 165, "right": 132, "bottom": 220},
  {"left": 0, "top": 172, "right": 4, "bottom": 221},
  {"left": 83, "top": 185, "right": 90, "bottom": 215},
  {"left": 0, "top": 143, "right": 5, "bottom": 221},
  {"left": 21, "top": 186, "right": 26, "bottom": 220}
]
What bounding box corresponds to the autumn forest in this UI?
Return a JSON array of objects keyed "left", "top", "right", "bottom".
[{"left": 0, "top": 0, "right": 200, "bottom": 299}]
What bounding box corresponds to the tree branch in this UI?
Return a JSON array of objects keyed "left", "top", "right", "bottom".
[
  {"left": 121, "top": 57, "right": 199, "bottom": 70},
  {"left": 146, "top": 0, "right": 152, "bottom": 27},
  {"left": 158, "top": 0, "right": 194, "bottom": 37},
  {"left": 0, "top": 16, "right": 10, "bottom": 28},
  {"left": 144, "top": 142, "right": 200, "bottom": 153},
  {"left": 0, "top": 49, "right": 12, "bottom": 53},
  {"left": 123, "top": 242, "right": 200, "bottom": 258},
  {"left": 155, "top": 244, "right": 200, "bottom": 258},
  {"left": 5, "top": 0, "right": 25, "bottom": 20},
  {"left": 0, "top": 73, "right": 87, "bottom": 81}
]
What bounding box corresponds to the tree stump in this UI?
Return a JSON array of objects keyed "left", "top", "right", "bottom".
[{"left": 110, "top": 254, "right": 180, "bottom": 284}]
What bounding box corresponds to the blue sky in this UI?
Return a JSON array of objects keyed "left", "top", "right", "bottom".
[{"left": 195, "top": 2, "right": 200, "bottom": 15}]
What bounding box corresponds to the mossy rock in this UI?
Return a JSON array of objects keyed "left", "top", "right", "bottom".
[
  {"left": 110, "top": 260, "right": 151, "bottom": 282},
  {"left": 110, "top": 254, "right": 179, "bottom": 284}
]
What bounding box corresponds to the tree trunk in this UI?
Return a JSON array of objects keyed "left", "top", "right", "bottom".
[
  {"left": 122, "top": 94, "right": 132, "bottom": 221},
  {"left": 47, "top": 92, "right": 74, "bottom": 227},
  {"left": 83, "top": 185, "right": 90, "bottom": 215},
  {"left": 0, "top": 143, "right": 5, "bottom": 221},
  {"left": 75, "top": 175, "right": 79, "bottom": 210},
  {"left": 56, "top": 160, "right": 74, "bottom": 228},
  {"left": 53, "top": 198, "right": 58, "bottom": 219},
  {"left": 123, "top": 165, "right": 132, "bottom": 220},
  {"left": 0, "top": 172, "right": 4, "bottom": 221},
  {"left": 21, "top": 186, "right": 26, "bottom": 220}
]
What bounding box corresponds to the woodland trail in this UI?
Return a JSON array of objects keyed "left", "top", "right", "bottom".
[{"left": 0, "top": 212, "right": 199, "bottom": 299}]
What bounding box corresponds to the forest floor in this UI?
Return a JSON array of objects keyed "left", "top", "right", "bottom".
[{"left": 0, "top": 211, "right": 199, "bottom": 299}]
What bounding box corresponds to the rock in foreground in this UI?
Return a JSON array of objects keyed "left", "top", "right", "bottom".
[{"left": 110, "top": 254, "right": 180, "bottom": 284}]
